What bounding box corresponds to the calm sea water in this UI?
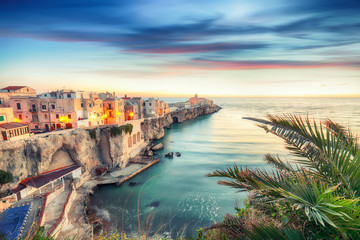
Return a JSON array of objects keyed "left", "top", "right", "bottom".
[{"left": 89, "top": 97, "right": 360, "bottom": 238}]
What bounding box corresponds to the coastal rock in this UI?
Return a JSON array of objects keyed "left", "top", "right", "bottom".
[
  {"left": 147, "top": 150, "right": 154, "bottom": 157},
  {"left": 146, "top": 201, "right": 160, "bottom": 208},
  {"left": 128, "top": 182, "right": 142, "bottom": 187},
  {"left": 151, "top": 143, "right": 163, "bottom": 151},
  {"left": 165, "top": 152, "right": 174, "bottom": 158},
  {"left": 142, "top": 105, "right": 221, "bottom": 140}
]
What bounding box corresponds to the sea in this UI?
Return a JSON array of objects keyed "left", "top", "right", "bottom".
[{"left": 89, "top": 97, "right": 360, "bottom": 238}]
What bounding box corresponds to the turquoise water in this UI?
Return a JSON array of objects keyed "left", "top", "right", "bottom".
[{"left": 89, "top": 97, "right": 360, "bottom": 238}]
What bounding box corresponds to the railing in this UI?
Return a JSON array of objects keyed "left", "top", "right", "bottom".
[
  {"left": 47, "top": 179, "right": 73, "bottom": 236},
  {"left": 29, "top": 108, "right": 37, "bottom": 112},
  {"left": 37, "top": 189, "right": 53, "bottom": 226}
]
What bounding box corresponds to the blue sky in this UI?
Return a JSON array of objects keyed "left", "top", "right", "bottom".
[{"left": 0, "top": 0, "right": 359, "bottom": 97}]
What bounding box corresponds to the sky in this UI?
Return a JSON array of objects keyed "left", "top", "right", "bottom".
[{"left": 0, "top": 0, "right": 359, "bottom": 97}]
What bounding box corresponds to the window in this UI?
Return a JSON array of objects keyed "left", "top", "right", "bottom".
[
  {"left": 89, "top": 104, "right": 91, "bottom": 108},
  {"left": 17, "top": 103, "right": 21, "bottom": 110},
  {"left": 0, "top": 115, "right": 4, "bottom": 122},
  {"left": 81, "top": 103, "right": 84, "bottom": 107},
  {"left": 67, "top": 94, "right": 71, "bottom": 98},
  {"left": 56, "top": 114, "right": 59, "bottom": 119},
  {"left": 19, "top": 115, "right": 22, "bottom": 120},
  {"left": 149, "top": 103, "right": 152, "bottom": 106},
  {"left": 51, "top": 104, "right": 55, "bottom": 109},
  {"left": 42, "top": 105, "right": 46, "bottom": 110},
  {"left": 32, "top": 115, "right": 39, "bottom": 122},
  {"left": 108, "top": 103, "right": 112, "bottom": 110},
  {"left": 0, "top": 99, "right": 2, "bottom": 104},
  {"left": 27, "top": 88, "right": 29, "bottom": 92},
  {"left": 68, "top": 114, "right": 71, "bottom": 119}
]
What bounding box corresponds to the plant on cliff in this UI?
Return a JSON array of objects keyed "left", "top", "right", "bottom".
[
  {"left": 110, "top": 126, "right": 123, "bottom": 137},
  {"left": 122, "top": 124, "right": 133, "bottom": 135},
  {"left": 207, "top": 114, "right": 360, "bottom": 239},
  {"left": 0, "top": 170, "right": 12, "bottom": 187},
  {"left": 110, "top": 124, "right": 133, "bottom": 137},
  {"left": 87, "top": 129, "right": 97, "bottom": 139}
]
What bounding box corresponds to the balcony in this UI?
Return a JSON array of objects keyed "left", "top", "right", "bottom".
[{"left": 29, "top": 108, "right": 37, "bottom": 112}]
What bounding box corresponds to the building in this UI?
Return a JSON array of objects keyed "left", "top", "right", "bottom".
[
  {"left": 188, "top": 94, "right": 214, "bottom": 107},
  {"left": 124, "top": 102, "right": 139, "bottom": 121},
  {"left": 11, "top": 165, "right": 81, "bottom": 201},
  {"left": 103, "top": 98, "right": 125, "bottom": 124},
  {"left": 130, "top": 97, "right": 144, "bottom": 119},
  {"left": 0, "top": 86, "right": 36, "bottom": 107},
  {"left": 9, "top": 96, "right": 78, "bottom": 131},
  {"left": 143, "top": 98, "right": 161, "bottom": 117},
  {"left": 0, "top": 107, "right": 30, "bottom": 141}
]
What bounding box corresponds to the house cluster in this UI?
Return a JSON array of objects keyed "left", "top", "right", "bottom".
[
  {"left": 0, "top": 86, "right": 170, "bottom": 141},
  {"left": 169, "top": 93, "right": 214, "bottom": 110}
]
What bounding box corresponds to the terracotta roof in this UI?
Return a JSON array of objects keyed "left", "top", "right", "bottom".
[
  {"left": 11, "top": 183, "right": 26, "bottom": 194},
  {"left": 1, "top": 86, "right": 26, "bottom": 91},
  {"left": 20, "top": 165, "right": 80, "bottom": 189},
  {"left": 0, "top": 122, "right": 28, "bottom": 130}
]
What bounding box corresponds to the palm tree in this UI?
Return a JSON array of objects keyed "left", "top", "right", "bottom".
[{"left": 207, "top": 114, "right": 360, "bottom": 239}]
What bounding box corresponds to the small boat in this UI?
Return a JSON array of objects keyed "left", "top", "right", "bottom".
[{"left": 176, "top": 152, "right": 181, "bottom": 157}]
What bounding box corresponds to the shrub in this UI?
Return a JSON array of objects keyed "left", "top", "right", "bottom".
[
  {"left": 110, "top": 124, "right": 133, "bottom": 137},
  {"left": 0, "top": 170, "right": 12, "bottom": 186},
  {"left": 87, "top": 129, "right": 97, "bottom": 139},
  {"left": 110, "top": 126, "right": 123, "bottom": 137}
]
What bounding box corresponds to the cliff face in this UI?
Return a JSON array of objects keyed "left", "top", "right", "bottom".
[
  {"left": 0, "top": 121, "right": 145, "bottom": 187},
  {"left": 142, "top": 105, "right": 221, "bottom": 140},
  {"left": 0, "top": 105, "right": 221, "bottom": 188}
]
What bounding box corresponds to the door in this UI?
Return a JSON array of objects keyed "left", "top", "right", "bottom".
[
  {"left": 17, "top": 192, "right": 21, "bottom": 201},
  {"left": 45, "top": 124, "right": 49, "bottom": 132}
]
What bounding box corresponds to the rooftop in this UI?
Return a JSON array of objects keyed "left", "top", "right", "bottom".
[
  {"left": 14, "top": 165, "right": 80, "bottom": 190},
  {"left": 1, "top": 86, "right": 26, "bottom": 91},
  {"left": 0, "top": 122, "right": 28, "bottom": 130}
]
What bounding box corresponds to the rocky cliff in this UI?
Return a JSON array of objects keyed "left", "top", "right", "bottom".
[
  {"left": 0, "top": 105, "right": 221, "bottom": 189},
  {"left": 142, "top": 105, "right": 221, "bottom": 140}
]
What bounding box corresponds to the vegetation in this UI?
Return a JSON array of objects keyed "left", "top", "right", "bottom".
[
  {"left": 110, "top": 124, "right": 133, "bottom": 137},
  {"left": 87, "top": 129, "right": 97, "bottom": 139},
  {"left": 0, "top": 170, "right": 12, "bottom": 187},
  {"left": 207, "top": 114, "right": 360, "bottom": 239}
]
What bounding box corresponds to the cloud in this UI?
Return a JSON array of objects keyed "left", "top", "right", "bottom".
[
  {"left": 0, "top": 0, "right": 359, "bottom": 61},
  {"left": 185, "top": 58, "right": 354, "bottom": 70},
  {"left": 123, "top": 42, "right": 267, "bottom": 54}
]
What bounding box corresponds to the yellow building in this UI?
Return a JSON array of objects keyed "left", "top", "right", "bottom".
[{"left": 0, "top": 107, "right": 30, "bottom": 141}]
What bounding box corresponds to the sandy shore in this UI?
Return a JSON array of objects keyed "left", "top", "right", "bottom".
[{"left": 58, "top": 159, "right": 159, "bottom": 239}]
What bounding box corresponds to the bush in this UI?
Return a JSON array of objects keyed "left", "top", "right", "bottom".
[
  {"left": 110, "top": 124, "right": 133, "bottom": 137},
  {"left": 0, "top": 170, "right": 12, "bottom": 186},
  {"left": 87, "top": 129, "right": 97, "bottom": 139},
  {"left": 110, "top": 126, "right": 123, "bottom": 137}
]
